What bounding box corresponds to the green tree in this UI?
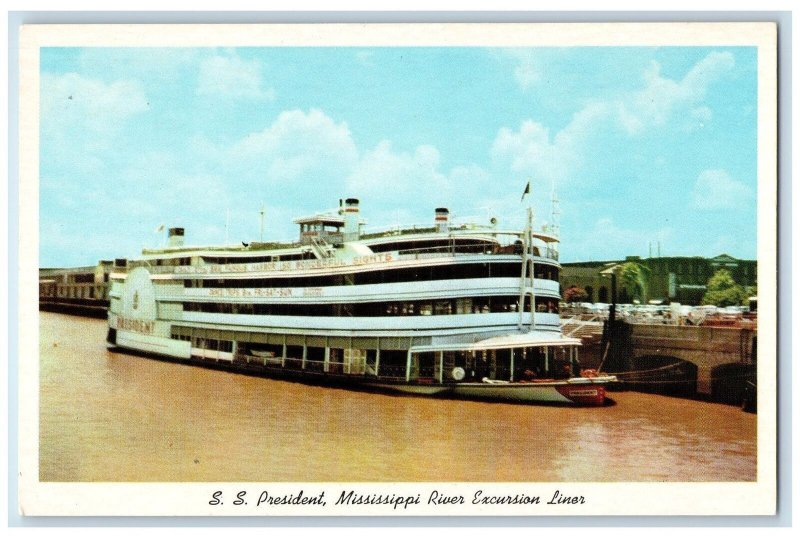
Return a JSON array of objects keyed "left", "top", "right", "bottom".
[
  {"left": 562, "top": 285, "right": 589, "bottom": 303},
  {"left": 702, "top": 269, "right": 748, "bottom": 307},
  {"left": 742, "top": 285, "right": 757, "bottom": 307},
  {"left": 620, "top": 261, "right": 651, "bottom": 304}
]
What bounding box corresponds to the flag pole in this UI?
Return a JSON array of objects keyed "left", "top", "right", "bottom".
[
  {"left": 528, "top": 185, "right": 535, "bottom": 331},
  {"left": 518, "top": 179, "right": 535, "bottom": 331},
  {"left": 155, "top": 224, "right": 165, "bottom": 247}
]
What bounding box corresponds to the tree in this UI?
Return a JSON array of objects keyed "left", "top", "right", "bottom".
[
  {"left": 562, "top": 285, "right": 589, "bottom": 303},
  {"left": 742, "top": 285, "right": 757, "bottom": 307},
  {"left": 702, "top": 269, "right": 748, "bottom": 307},
  {"left": 620, "top": 261, "right": 651, "bottom": 304}
]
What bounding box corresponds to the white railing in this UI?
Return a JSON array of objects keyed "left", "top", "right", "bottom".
[{"left": 560, "top": 315, "right": 604, "bottom": 337}]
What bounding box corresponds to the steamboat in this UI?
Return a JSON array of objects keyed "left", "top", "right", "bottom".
[{"left": 106, "top": 198, "right": 616, "bottom": 405}]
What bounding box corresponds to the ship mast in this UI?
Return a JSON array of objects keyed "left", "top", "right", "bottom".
[
  {"left": 518, "top": 194, "right": 536, "bottom": 332},
  {"left": 550, "top": 180, "right": 560, "bottom": 239}
]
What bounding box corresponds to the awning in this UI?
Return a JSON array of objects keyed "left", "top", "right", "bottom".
[{"left": 409, "top": 331, "right": 582, "bottom": 353}]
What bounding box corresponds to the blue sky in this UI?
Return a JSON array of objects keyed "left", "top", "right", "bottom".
[{"left": 39, "top": 46, "right": 758, "bottom": 267}]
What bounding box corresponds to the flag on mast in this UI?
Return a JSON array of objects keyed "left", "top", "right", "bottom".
[{"left": 521, "top": 180, "right": 531, "bottom": 202}]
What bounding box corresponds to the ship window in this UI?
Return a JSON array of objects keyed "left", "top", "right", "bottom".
[
  {"left": 376, "top": 350, "right": 408, "bottom": 378},
  {"left": 433, "top": 301, "right": 452, "bottom": 315},
  {"left": 305, "top": 346, "right": 325, "bottom": 372}
]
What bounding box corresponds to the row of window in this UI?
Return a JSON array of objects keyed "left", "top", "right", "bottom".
[
  {"left": 367, "top": 238, "right": 500, "bottom": 254},
  {"left": 184, "top": 262, "right": 558, "bottom": 288},
  {"left": 152, "top": 257, "right": 192, "bottom": 267},
  {"left": 368, "top": 239, "right": 553, "bottom": 259},
  {"left": 40, "top": 284, "right": 104, "bottom": 300},
  {"left": 131, "top": 253, "right": 312, "bottom": 269},
  {"left": 200, "top": 253, "right": 311, "bottom": 264},
  {"left": 184, "top": 337, "right": 234, "bottom": 352},
  {"left": 180, "top": 295, "right": 560, "bottom": 317},
  {"left": 170, "top": 334, "right": 573, "bottom": 381}
]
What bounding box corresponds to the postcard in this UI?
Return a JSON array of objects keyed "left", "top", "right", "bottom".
[{"left": 17, "top": 21, "right": 777, "bottom": 517}]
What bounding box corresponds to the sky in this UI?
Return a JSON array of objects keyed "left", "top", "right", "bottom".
[{"left": 39, "top": 46, "right": 758, "bottom": 267}]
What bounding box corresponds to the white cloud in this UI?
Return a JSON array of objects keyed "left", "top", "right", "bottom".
[
  {"left": 190, "top": 108, "right": 489, "bottom": 234},
  {"left": 491, "top": 52, "right": 736, "bottom": 191},
  {"left": 691, "top": 169, "right": 753, "bottom": 210},
  {"left": 683, "top": 51, "right": 737, "bottom": 96},
  {"left": 229, "top": 108, "right": 358, "bottom": 182},
  {"left": 493, "top": 121, "right": 550, "bottom": 166},
  {"left": 176, "top": 108, "right": 361, "bottom": 234},
  {"left": 618, "top": 52, "right": 734, "bottom": 134},
  {"left": 347, "top": 141, "right": 450, "bottom": 202},
  {"left": 196, "top": 51, "right": 275, "bottom": 100},
  {"left": 41, "top": 72, "right": 148, "bottom": 135},
  {"left": 207, "top": 109, "right": 496, "bottom": 223},
  {"left": 491, "top": 102, "right": 608, "bottom": 186}
]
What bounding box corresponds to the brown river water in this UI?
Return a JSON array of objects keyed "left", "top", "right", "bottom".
[{"left": 39, "top": 312, "right": 756, "bottom": 482}]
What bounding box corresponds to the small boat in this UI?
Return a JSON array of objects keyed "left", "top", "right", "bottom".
[{"left": 372, "top": 376, "right": 615, "bottom": 406}]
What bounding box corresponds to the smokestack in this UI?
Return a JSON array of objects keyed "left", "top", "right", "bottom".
[
  {"left": 435, "top": 207, "right": 449, "bottom": 233},
  {"left": 168, "top": 227, "right": 185, "bottom": 247},
  {"left": 343, "top": 198, "right": 360, "bottom": 241}
]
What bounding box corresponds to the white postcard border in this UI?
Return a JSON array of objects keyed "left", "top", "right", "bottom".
[{"left": 17, "top": 21, "right": 778, "bottom": 517}]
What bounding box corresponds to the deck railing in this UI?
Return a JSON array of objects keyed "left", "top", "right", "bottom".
[{"left": 119, "top": 251, "right": 560, "bottom": 275}]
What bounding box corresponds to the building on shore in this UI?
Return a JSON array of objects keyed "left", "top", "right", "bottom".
[
  {"left": 39, "top": 261, "right": 115, "bottom": 313},
  {"left": 559, "top": 254, "right": 757, "bottom": 306}
]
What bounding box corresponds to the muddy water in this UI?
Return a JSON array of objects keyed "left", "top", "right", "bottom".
[{"left": 38, "top": 312, "right": 756, "bottom": 482}]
